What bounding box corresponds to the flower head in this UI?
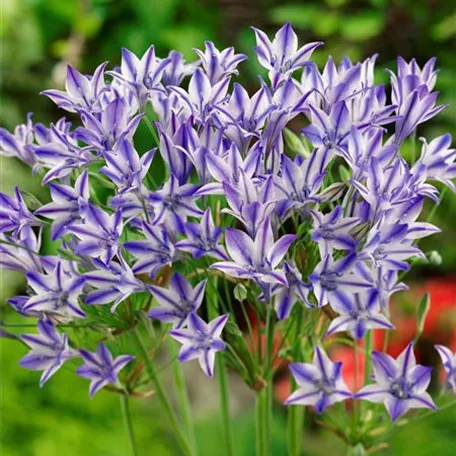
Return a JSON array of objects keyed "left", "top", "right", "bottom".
[
  {"left": 169, "top": 312, "right": 228, "bottom": 377},
  {"left": 435, "top": 345, "right": 456, "bottom": 396},
  {"left": 20, "top": 320, "right": 77, "bottom": 386},
  {"left": 148, "top": 273, "right": 207, "bottom": 328},
  {"left": 285, "top": 345, "right": 352, "bottom": 413},
  {"left": 77, "top": 343, "right": 134, "bottom": 397},
  {"left": 356, "top": 343, "right": 437, "bottom": 421}
]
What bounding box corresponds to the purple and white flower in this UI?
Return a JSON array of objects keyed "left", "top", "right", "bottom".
[
  {"left": 253, "top": 23, "right": 322, "bottom": 88},
  {"left": 435, "top": 345, "right": 456, "bottom": 396},
  {"left": 211, "top": 216, "right": 296, "bottom": 288},
  {"left": 22, "top": 261, "right": 86, "bottom": 319},
  {"left": 20, "top": 320, "right": 77, "bottom": 386},
  {"left": 77, "top": 343, "right": 134, "bottom": 397},
  {"left": 124, "top": 223, "right": 177, "bottom": 277},
  {"left": 176, "top": 208, "right": 228, "bottom": 260},
  {"left": 169, "top": 312, "right": 228, "bottom": 377},
  {"left": 285, "top": 345, "right": 352, "bottom": 413},
  {"left": 148, "top": 273, "right": 207, "bottom": 329},
  {"left": 356, "top": 343, "right": 437, "bottom": 421},
  {"left": 84, "top": 258, "right": 149, "bottom": 312},
  {"left": 326, "top": 290, "right": 394, "bottom": 339},
  {"left": 35, "top": 170, "right": 90, "bottom": 240}
]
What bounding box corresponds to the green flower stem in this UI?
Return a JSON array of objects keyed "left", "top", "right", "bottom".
[
  {"left": 262, "top": 301, "right": 274, "bottom": 456},
  {"left": 217, "top": 354, "right": 235, "bottom": 456},
  {"left": 255, "top": 388, "right": 266, "bottom": 456},
  {"left": 168, "top": 340, "right": 198, "bottom": 455},
  {"left": 287, "top": 402, "right": 304, "bottom": 456},
  {"left": 288, "top": 306, "right": 305, "bottom": 456},
  {"left": 207, "top": 276, "right": 235, "bottom": 456},
  {"left": 120, "top": 394, "right": 138, "bottom": 456},
  {"left": 131, "top": 328, "right": 193, "bottom": 456},
  {"left": 364, "top": 330, "right": 373, "bottom": 384}
]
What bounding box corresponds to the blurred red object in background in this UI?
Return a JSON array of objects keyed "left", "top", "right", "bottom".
[{"left": 244, "top": 277, "right": 456, "bottom": 403}]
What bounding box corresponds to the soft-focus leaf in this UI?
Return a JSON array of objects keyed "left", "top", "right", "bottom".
[{"left": 341, "top": 13, "right": 384, "bottom": 41}]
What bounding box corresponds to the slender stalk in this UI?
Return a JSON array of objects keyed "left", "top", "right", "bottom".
[
  {"left": 207, "top": 276, "right": 235, "bottom": 456},
  {"left": 352, "top": 342, "right": 360, "bottom": 437},
  {"left": 217, "top": 354, "right": 235, "bottom": 456},
  {"left": 120, "top": 394, "right": 138, "bottom": 456},
  {"left": 383, "top": 330, "right": 390, "bottom": 353},
  {"left": 131, "top": 328, "right": 193, "bottom": 456},
  {"left": 255, "top": 388, "right": 266, "bottom": 456},
  {"left": 364, "top": 331, "right": 373, "bottom": 384},
  {"left": 168, "top": 340, "right": 198, "bottom": 455},
  {"left": 287, "top": 306, "right": 305, "bottom": 456},
  {"left": 262, "top": 301, "right": 274, "bottom": 456}
]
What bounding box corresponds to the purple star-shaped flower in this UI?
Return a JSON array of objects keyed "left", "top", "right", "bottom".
[
  {"left": 169, "top": 312, "right": 229, "bottom": 378},
  {"left": 285, "top": 345, "right": 352, "bottom": 413},
  {"left": 435, "top": 345, "right": 456, "bottom": 396},
  {"left": 100, "top": 138, "right": 155, "bottom": 192},
  {"left": 20, "top": 320, "right": 77, "bottom": 386},
  {"left": 355, "top": 343, "right": 437, "bottom": 421},
  {"left": 0, "top": 113, "right": 37, "bottom": 166},
  {"left": 77, "top": 343, "right": 134, "bottom": 397},
  {"left": 175, "top": 208, "right": 228, "bottom": 260},
  {"left": 148, "top": 273, "right": 207, "bottom": 328},
  {"left": 275, "top": 151, "right": 332, "bottom": 219},
  {"left": 214, "top": 83, "right": 273, "bottom": 151},
  {"left": 109, "top": 45, "right": 170, "bottom": 108},
  {"left": 326, "top": 290, "right": 394, "bottom": 339},
  {"left": 193, "top": 41, "right": 247, "bottom": 84},
  {"left": 69, "top": 204, "right": 123, "bottom": 264},
  {"left": 84, "top": 257, "right": 148, "bottom": 312},
  {"left": 148, "top": 175, "right": 203, "bottom": 233},
  {"left": 271, "top": 262, "right": 310, "bottom": 320},
  {"left": 302, "top": 101, "right": 351, "bottom": 153},
  {"left": 0, "top": 187, "right": 41, "bottom": 236},
  {"left": 310, "top": 205, "right": 360, "bottom": 257},
  {"left": 23, "top": 261, "right": 86, "bottom": 319},
  {"left": 252, "top": 23, "right": 322, "bottom": 88},
  {"left": 162, "top": 50, "right": 195, "bottom": 86},
  {"left": 309, "top": 253, "right": 373, "bottom": 309},
  {"left": 0, "top": 227, "right": 42, "bottom": 272},
  {"left": 124, "top": 223, "right": 177, "bottom": 277},
  {"left": 76, "top": 97, "right": 143, "bottom": 153},
  {"left": 169, "top": 68, "right": 231, "bottom": 124},
  {"left": 42, "top": 63, "right": 108, "bottom": 113},
  {"left": 211, "top": 216, "right": 296, "bottom": 287},
  {"left": 35, "top": 170, "right": 90, "bottom": 240}
]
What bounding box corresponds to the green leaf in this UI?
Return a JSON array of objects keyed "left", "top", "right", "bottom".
[
  {"left": 432, "top": 13, "right": 456, "bottom": 41},
  {"left": 283, "top": 128, "right": 310, "bottom": 157},
  {"left": 341, "top": 13, "right": 384, "bottom": 42},
  {"left": 312, "top": 11, "right": 341, "bottom": 37},
  {"left": 268, "top": 5, "right": 321, "bottom": 29},
  {"left": 339, "top": 164, "right": 351, "bottom": 182}
]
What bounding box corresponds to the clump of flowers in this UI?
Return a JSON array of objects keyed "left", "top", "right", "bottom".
[{"left": 1, "top": 23, "right": 455, "bottom": 456}]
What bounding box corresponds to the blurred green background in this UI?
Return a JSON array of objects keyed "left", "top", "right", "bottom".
[{"left": 1, "top": 0, "right": 456, "bottom": 455}]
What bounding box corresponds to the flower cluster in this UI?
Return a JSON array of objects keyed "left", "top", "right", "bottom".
[{"left": 1, "top": 23, "right": 455, "bottom": 437}]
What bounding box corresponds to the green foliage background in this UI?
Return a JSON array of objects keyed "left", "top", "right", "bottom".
[{"left": 1, "top": 0, "right": 455, "bottom": 454}]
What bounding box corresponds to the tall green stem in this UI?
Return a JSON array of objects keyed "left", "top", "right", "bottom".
[
  {"left": 255, "top": 388, "right": 267, "bottom": 456},
  {"left": 168, "top": 340, "right": 198, "bottom": 455},
  {"left": 217, "top": 354, "right": 235, "bottom": 456},
  {"left": 287, "top": 306, "right": 304, "bottom": 456},
  {"left": 131, "top": 328, "right": 193, "bottom": 456},
  {"left": 120, "top": 394, "right": 138, "bottom": 456},
  {"left": 207, "top": 276, "right": 235, "bottom": 456},
  {"left": 287, "top": 403, "right": 304, "bottom": 456},
  {"left": 255, "top": 296, "right": 274, "bottom": 456}
]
